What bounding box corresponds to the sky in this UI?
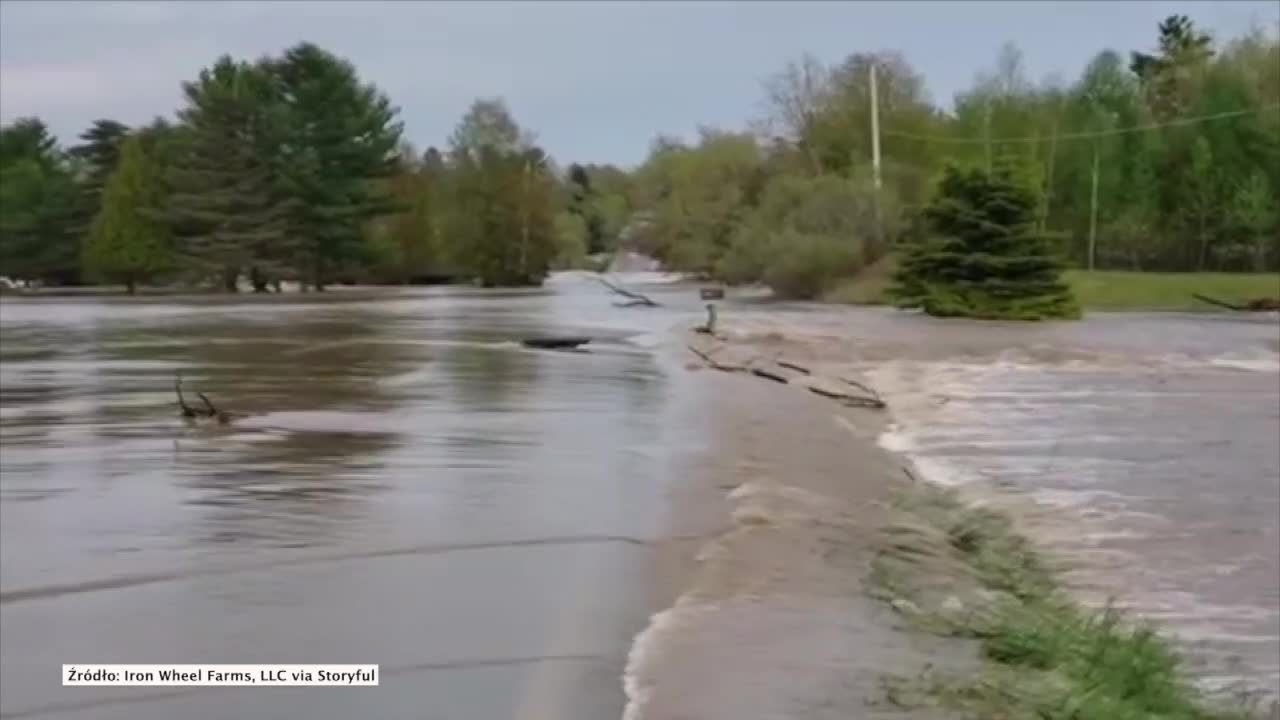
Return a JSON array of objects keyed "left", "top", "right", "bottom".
[{"left": 1, "top": 0, "right": 1275, "bottom": 167}]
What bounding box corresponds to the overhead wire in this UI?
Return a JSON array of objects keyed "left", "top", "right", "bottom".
[{"left": 879, "top": 103, "right": 1280, "bottom": 145}]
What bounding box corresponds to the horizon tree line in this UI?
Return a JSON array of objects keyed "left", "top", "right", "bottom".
[{"left": 1, "top": 15, "right": 1277, "bottom": 296}]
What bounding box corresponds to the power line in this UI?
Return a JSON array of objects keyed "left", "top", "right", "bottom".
[{"left": 880, "top": 103, "right": 1280, "bottom": 145}]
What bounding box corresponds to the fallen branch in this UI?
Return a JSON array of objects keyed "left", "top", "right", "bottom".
[
  {"left": 197, "top": 392, "right": 218, "bottom": 416},
  {"left": 1192, "top": 293, "right": 1246, "bottom": 311},
  {"left": 175, "top": 375, "right": 198, "bottom": 418},
  {"left": 751, "top": 367, "right": 790, "bottom": 384},
  {"left": 688, "top": 344, "right": 886, "bottom": 410},
  {"left": 1192, "top": 293, "right": 1280, "bottom": 312},
  {"left": 596, "top": 276, "right": 659, "bottom": 307},
  {"left": 840, "top": 377, "right": 885, "bottom": 406},
  {"left": 175, "top": 375, "right": 232, "bottom": 423},
  {"left": 687, "top": 344, "right": 738, "bottom": 372},
  {"left": 807, "top": 385, "right": 887, "bottom": 409},
  {"left": 776, "top": 359, "right": 812, "bottom": 375}
]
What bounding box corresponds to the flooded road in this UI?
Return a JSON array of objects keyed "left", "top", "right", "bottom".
[
  {"left": 3, "top": 281, "right": 1278, "bottom": 717},
  {"left": 0, "top": 277, "right": 707, "bottom": 720}
]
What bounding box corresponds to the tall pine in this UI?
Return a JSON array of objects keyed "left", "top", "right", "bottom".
[{"left": 891, "top": 162, "right": 1079, "bottom": 320}]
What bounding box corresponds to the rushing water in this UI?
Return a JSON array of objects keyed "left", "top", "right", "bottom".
[
  {"left": 765, "top": 306, "right": 1280, "bottom": 704},
  {"left": 0, "top": 276, "right": 707, "bottom": 720}
]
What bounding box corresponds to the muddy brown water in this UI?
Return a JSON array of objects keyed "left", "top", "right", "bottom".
[
  {"left": 0, "top": 278, "right": 709, "bottom": 720},
  {"left": 2, "top": 281, "right": 1278, "bottom": 718}
]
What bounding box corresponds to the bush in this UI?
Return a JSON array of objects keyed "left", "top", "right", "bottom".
[
  {"left": 761, "top": 230, "right": 862, "bottom": 299},
  {"left": 717, "top": 173, "right": 892, "bottom": 298},
  {"left": 551, "top": 211, "right": 588, "bottom": 269}
]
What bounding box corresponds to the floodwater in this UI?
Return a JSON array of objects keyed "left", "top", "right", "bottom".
[
  {"left": 757, "top": 305, "right": 1280, "bottom": 704},
  {"left": 3, "top": 279, "right": 1278, "bottom": 717},
  {"left": 0, "top": 275, "right": 708, "bottom": 720}
]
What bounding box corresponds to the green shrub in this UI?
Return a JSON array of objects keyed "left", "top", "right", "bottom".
[{"left": 761, "top": 230, "right": 862, "bottom": 299}]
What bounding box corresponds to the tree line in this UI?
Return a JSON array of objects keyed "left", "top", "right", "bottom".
[
  {"left": 625, "top": 15, "right": 1279, "bottom": 298},
  {"left": 0, "top": 45, "right": 588, "bottom": 291},
  {"left": 1, "top": 16, "right": 1276, "bottom": 296}
]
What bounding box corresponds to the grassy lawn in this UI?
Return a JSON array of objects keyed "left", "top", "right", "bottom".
[
  {"left": 1064, "top": 270, "right": 1279, "bottom": 311},
  {"left": 825, "top": 263, "right": 1279, "bottom": 312},
  {"left": 823, "top": 255, "right": 897, "bottom": 305}
]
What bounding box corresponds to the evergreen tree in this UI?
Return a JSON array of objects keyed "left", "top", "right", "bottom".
[
  {"left": 0, "top": 119, "right": 81, "bottom": 284},
  {"left": 266, "top": 43, "right": 402, "bottom": 290},
  {"left": 890, "top": 162, "right": 1079, "bottom": 320},
  {"left": 83, "top": 135, "right": 171, "bottom": 293},
  {"left": 166, "top": 57, "right": 291, "bottom": 291}
]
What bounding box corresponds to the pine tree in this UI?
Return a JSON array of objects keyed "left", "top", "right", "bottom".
[
  {"left": 266, "top": 44, "right": 402, "bottom": 290},
  {"left": 83, "top": 135, "right": 171, "bottom": 293},
  {"left": 166, "top": 57, "right": 292, "bottom": 291},
  {"left": 890, "top": 162, "right": 1080, "bottom": 320}
]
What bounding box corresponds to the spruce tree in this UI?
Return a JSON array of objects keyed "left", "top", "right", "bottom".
[
  {"left": 83, "top": 135, "right": 171, "bottom": 293},
  {"left": 891, "top": 162, "right": 1080, "bottom": 320}
]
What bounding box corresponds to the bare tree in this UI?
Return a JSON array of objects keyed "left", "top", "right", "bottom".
[{"left": 762, "top": 54, "right": 830, "bottom": 174}]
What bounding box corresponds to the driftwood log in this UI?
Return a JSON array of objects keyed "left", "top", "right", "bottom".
[
  {"left": 596, "top": 276, "right": 660, "bottom": 307},
  {"left": 1192, "top": 293, "right": 1280, "bottom": 312}
]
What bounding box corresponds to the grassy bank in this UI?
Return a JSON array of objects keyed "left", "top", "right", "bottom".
[
  {"left": 870, "top": 481, "right": 1265, "bottom": 720},
  {"left": 825, "top": 264, "right": 1279, "bottom": 312},
  {"left": 1064, "top": 271, "right": 1279, "bottom": 311}
]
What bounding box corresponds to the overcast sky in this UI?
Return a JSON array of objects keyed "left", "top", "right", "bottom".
[{"left": 1, "top": 1, "right": 1275, "bottom": 167}]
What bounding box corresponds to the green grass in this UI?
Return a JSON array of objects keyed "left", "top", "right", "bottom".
[
  {"left": 826, "top": 265, "right": 1279, "bottom": 312},
  {"left": 1064, "top": 270, "right": 1280, "bottom": 311},
  {"left": 872, "top": 483, "right": 1265, "bottom": 720},
  {"left": 823, "top": 255, "right": 896, "bottom": 305}
]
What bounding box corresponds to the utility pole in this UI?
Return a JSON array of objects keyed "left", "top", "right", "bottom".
[
  {"left": 1088, "top": 142, "right": 1100, "bottom": 271},
  {"left": 869, "top": 61, "right": 883, "bottom": 258},
  {"left": 1041, "top": 116, "right": 1060, "bottom": 234}
]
